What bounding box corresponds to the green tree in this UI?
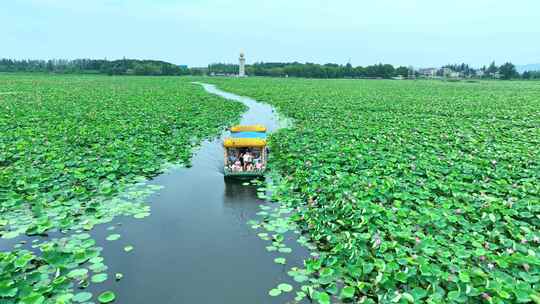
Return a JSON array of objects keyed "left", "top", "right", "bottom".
[
  {"left": 344, "top": 63, "right": 353, "bottom": 77},
  {"left": 499, "top": 62, "right": 518, "bottom": 80},
  {"left": 486, "top": 61, "right": 498, "bottom": 75},
  {"left": 395, "top": 66, "right": 409, "bottom": 77}
]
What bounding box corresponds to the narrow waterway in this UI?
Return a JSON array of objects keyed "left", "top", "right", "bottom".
[{"left": 85, "top": 83, "right": 308, "bottom": 303}]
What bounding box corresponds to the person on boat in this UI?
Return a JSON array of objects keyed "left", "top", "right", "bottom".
[
  {"left": 238, "top": 150, "right": 245, "bottom": 168},
  {"left": 228, "top": 150, "right": 239, "bottom": 166},
  {"left": 253, "top": 152, "right": 262, "bottom": 170},
  {"left": 232, "top": 160, "right": 242, "bottom": 172},
  {"left": 243, "top": 151, "right": 253, "bottom": 170}
]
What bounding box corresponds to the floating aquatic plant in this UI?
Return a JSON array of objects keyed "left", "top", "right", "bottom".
[
  {"left": 98, "top": 291, "right": 116, "bottom": 303},
  {"left": 0, "top": 75, "right": 246, "bottom": 303},
  {"left": 105, "top": 234, "right": 121, "bottom": 241},
  {"left": 73, "top": 292, "right": 93, "bottom": 303},
  {"left": 208, "top": 77, "right": 540, "bottom": 303},
  {"left": 91, "top": 273, "right": 108, "bottom": 283}
]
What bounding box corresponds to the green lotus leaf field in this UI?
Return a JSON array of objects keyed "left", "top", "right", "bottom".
[
  {"left": 207, "top": 77, "right": 540, "bottom": 303},
  {"left": 0, "top": 75, "right": 245, "bottom": 303},
  {"left": 2, "top": 73, "right": 540, "bottom": 303}
]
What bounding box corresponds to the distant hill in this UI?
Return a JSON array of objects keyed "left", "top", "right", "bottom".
[{"left": 516, "top": 64, "right": 540, "bottom": 73}]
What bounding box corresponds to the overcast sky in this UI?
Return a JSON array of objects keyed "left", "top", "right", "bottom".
[{"left": 1, "top": 0, "right": 539, "bottom": 68}]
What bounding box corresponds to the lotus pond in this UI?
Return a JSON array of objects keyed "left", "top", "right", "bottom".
[
  {"left": 0, "top": 75, "right": 247, "bottom": 303},
  {"left": 205, "top": 78, "right": 540, "bottom": 303},
  {"left": 2, "top": 74, "right": 540, "bottom": 304}
]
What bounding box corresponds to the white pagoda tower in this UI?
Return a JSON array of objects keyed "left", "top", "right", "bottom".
[{"left": 239, "top": 51, "right": 246, "bottom": 77}]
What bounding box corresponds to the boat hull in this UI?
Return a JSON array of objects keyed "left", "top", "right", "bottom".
[{"left": 223, "top": 169, "right": 265, "bottom": 178}]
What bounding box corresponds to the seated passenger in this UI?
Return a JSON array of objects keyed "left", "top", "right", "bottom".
[
  {"left": 228, "top": 153, "right": 237, "bottom": 166},
  {"left": 243, "top": 151, "right": 253, "bottom": 170},
  {"left": 232, "top": 160, "right": 242, "bottom": 172}
]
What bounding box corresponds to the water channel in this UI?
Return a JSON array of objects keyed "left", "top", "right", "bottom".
[{"left": 85, "top": 83, "right": 309, "bottom": 303}]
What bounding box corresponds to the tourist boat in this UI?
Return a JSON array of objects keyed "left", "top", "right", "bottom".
[{"left": 223, "top": 125, "right": 268, "bottom": 178}]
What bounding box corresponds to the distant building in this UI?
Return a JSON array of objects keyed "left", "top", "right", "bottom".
[
  {"left": 442, "top": 68, "right": 453, "bottom": 78},
  {"left": 450, "top": 71, "right": 461, "bottom": 78},
  {"left": 418, "top": 68, "right": 438, "bottom": 78},
  {"left": 178, "top": 65, "right": 188, "bottom": 69}
]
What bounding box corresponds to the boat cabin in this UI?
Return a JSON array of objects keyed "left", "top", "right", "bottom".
[{"left": 223, "top": 125, "right": 267, "bottom": 177}]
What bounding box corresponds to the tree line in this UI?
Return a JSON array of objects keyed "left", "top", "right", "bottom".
[
  {"left": 209, "top": 61, "right": 540, "bottom": 80},
  {"left": 2, "top": 58, "right": 539, "bottom": 80},
  {"left": 0, "top": 58, "right": 190, "bottom": 76},
  {"left": 440, "top": 62, "right": 540, "bottom": 80},
  {"left": 209, "top": 62, "right": 410, "bottom": 79}
]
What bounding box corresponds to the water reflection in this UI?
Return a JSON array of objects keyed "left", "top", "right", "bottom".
[{"left": 224, "top": 179, "right": 257, "bottom": 200}]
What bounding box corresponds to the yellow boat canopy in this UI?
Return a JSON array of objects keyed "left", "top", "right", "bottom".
[
  {"left": 230, "top": 124, "right": 267, "bottom": 132},
  {"left": 223, "top": 138, "right": 266, "bottom": 148}
]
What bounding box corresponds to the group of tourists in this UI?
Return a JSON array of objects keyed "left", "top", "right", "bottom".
[{"left": 227, "top": 148, "right": 263, "bottom": 172}]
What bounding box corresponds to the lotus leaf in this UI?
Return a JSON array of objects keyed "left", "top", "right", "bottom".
[
  {"left": 91, "top": 273, "right": 108, "bottom": 283},
  {"left": 277, "top": 283, "right": 293, "bottom": 292},
  {"left": 73, "top": 292, "right": 93, "bottom": 302},
  {"left": 105, "top": 234, "right": 121, "bottom": 241},
  {"left": 67, "top": 268, "right": 88, "bottom": 279},
  {"left": 268, "top": 288, "right": 281, "bottom": 296},
  {"left": 98, "top": 291, "right": 116, "bottom": 303}
]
